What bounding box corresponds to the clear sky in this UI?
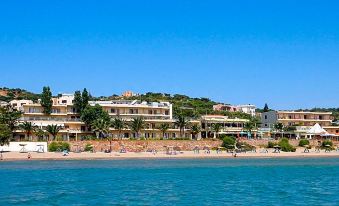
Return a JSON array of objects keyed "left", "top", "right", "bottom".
[{"left": 1, "top": 0, "right": 338, "bottom": 110}]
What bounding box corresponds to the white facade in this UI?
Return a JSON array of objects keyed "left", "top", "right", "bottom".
[
  {"left": 9, "top": 100, "right": 34, "bottom": 111},
  {"left": 237, "top": 104, "right": 256, "bottom": 117},
  {"left": 0, "top": 142, "right": 47, "bottom": 152}
]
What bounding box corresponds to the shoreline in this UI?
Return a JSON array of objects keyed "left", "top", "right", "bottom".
[{"left": 1, "top": 149, "right": 339, "bottom": 162}]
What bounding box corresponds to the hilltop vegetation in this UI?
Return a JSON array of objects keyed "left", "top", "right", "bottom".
[{"left": 0, "top": 87, "right": 40, "bottom": 102}]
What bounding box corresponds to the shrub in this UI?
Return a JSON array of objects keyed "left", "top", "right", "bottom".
[
  {"left": 84, "top": 143, "right": 93, "bottom": 152},
  {"left": 321, "top": 140, "right": 334, "bottom": 150},
  {"left": 237, "top": 142, "right": 255, "bottom": 151},
  {"left": 278, "top": 138, "right": 296, "bottom": 152},
  {"left": 48, "top": 141, "right": 70, "bottom": 152},
  {"left": 298, "top": 139, "right": 310, "bottom": 147},
  {"left": 222, "top": 136, "right": 236, "bottom": 149},
  {"left": 81, "top": 135, "right": 97, "bottom": 141},
  {"left": 267, "top": 141, "right": 278, "bottom": 148}
]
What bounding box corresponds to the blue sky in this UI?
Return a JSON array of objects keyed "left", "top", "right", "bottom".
[{"left": 1, "top": 0, "right": 338, "bottom": 110}]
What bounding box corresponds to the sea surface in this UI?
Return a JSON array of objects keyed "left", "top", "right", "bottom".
[{"left": 0, "top": 158, "right": 338, "bottom": 206}]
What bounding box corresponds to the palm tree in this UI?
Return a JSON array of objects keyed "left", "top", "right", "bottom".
[
  {"left": 34, "top": 128, "right": 47, "bottom": 141},
  {"left": 91, "top": 118, "right": 111, "bottom": 139},
  {"left": 92, "top": 118, "right": 112, "bottom": 151},
  {"left": 158, "top": 123, "right": 170, "bottom": 139},
  {"left": 190, "top": 124, "right": 201, "bottom": 139},
  {"left": 111, "top": 118, "right": 125, "bottom": 140},
  {"left": 211, "top": 123, "right": 222, "bottom": 139},
  {"left": 130, "top": 117, "right": 145, "bottom": 139},
  {"left": 243, "top": 122, "right": 254, "bottom": 139},
  {"left": 274, "top": 123, "right": 284, "bottom": 139},
  {"left": 46, "top": 124, "right": 61, "bottom": 141},
  {"left": 19, "top": 121, "right": 36, "bottom": 141},
  {"left": 175, "top": 114, "right": 189, "bottom": 138}
]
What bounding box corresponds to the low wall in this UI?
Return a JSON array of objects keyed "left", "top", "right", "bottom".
[
  {"left": 238, "top": 138, "right": 339, "bottom": 147},
  {"left": 0, "top": 142, "right": 48, "bottom": 152},
  {"left": 69, "top": 140, "right": 223, "bottom": 152},
  {"left": 68, "top": 139, "right": 339, "bottom": 152}
]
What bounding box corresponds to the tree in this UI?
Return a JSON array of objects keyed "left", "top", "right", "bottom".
[
  {"left": 41, "top": 86, "right": 53, "bottom": 114},
  {"left": 211, "top": 123, "right": 222, "bottom": 138},
  {"left": 80, "top": 104, "right": 110, "bottom": 127},
  {"left": 112, "top": 118, "right": 125, "bottom": 140},
  {"left": 0, "top": 105, "right": 22, "bottom": 137},
  {"left": 130, "top": 117, "right": 145, "bottom": 139},
  {"left": 91, "top": 118, "right": 111, "bottom": 139},
  {"left": 34, "top": 128, "right": 47, "bottom": 141},
  {"left": 46, "top": 124, "right": 61, "bottom": 141},
  {"left": 91, "top": 118, "right": 112, "bottom": 152},
  {"left": 274, "top": 123, "right": 284, "bottom": 139},
  {"left": 0, "top": 124, "right": 12, "bottom": 146},
  {"left": 82, "top": 88, "right": 90, "bottom": 111},
  {"left": 175, "top": 114, "right": 189, "bottom": 138},
  {"left": 243, "top": 122, "right": 255, "bottom": 138},
  {"left": 190, "top": 124, "right": 201, "bottom": 139},
  {"left": 19, "top": 121, "right": 36, "bottom": 141},
  {"left": 263, "top": 103, "right": 269, "bottom": 112},
  {"left": 158, "top": 123, "right": 170, "bottom": 139},
  {"left": 73, "top": 91, "right": 82, "bottom": 113}
]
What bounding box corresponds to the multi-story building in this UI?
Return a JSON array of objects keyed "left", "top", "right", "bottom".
[
  {"left": 261, "top": 111, "right": 333, "bottom": 128},
  {"left": 14, "top": 94, "right": 200, "bottom": 140},
  {"left": 213, "top": 104, "right": 256, "bottom": 117},
  {"left": 200, "top": 115, "right": 250, "bottom": 138}
]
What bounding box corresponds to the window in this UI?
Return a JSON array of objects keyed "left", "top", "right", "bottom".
[
  {"left": 148, "top": 110, "right": 153, "bottom": 114},
  {"left": 153, "top": 110, "right": 157, "bottom": 114},
  {"left": 62, "top": 100, "right": 67, "bottom": 104},
  {"left": 165, "top": 111, "right": 169, "bottom": 115},
  {"left": 110, "top": 108, "right": 116, "bottom": 113},
  {"left": 265, "top": 124, "right": 268, "bottom": 127},
  {"left": 336, "top": 130, "right": 339, "bottom": 133},
  {"left": 13, "top": 103, "right": 17, "bottom": 107},
  {"left": 265, "top": 115, "right": 267, "bottom": 120},
  {"left": 172, "top": 133, "right": 176, "bottom": 138},
  {"left": 319, "top": 115, "right": 323, "bottom": 120},
  {"left": 129, "top": 109, "right": 134, "bottom": 114}
]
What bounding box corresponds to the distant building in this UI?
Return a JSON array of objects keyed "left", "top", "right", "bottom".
[
  {"left": 121, "top": 91, "right": 137, "bottom": 97},
  {"left": 213, "top": 104, "right": 238, "bottom": 112},
  {"left": 237, "top": 104, "right": 256, "bottom": 117},
  {"left": 261, "top": 111, "right": 333, "bottom": 128},
  {"left": 9, "top": 100, "right": 34, "bottom": 111},
  {"left": 0, "top": 100, "right": 8, "bottom": 107},
  {"left": 213, "top": 104, "right": 256, "bottom": 116}
]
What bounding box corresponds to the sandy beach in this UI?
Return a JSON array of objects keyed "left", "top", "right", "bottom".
[{"left": 1, "top": 148, "right": 339, "bottom": 161}]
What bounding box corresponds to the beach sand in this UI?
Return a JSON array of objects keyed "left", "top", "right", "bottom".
[{"left": 1, "top": 148, "right": 339, "bottom": 161}]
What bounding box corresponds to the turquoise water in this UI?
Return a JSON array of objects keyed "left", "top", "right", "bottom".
[{"left": 0, "top": 158, "right": 338, "bottom": 206}]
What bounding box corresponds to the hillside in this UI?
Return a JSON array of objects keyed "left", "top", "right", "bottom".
[{"left": 0, "top": 87, "right": 40, "bottom": 102}]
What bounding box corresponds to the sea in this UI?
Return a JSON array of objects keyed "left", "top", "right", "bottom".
[{"left": 0, "top": 158, "right": 338, "bottom": 205}]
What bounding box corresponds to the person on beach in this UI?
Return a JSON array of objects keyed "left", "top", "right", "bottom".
[{"left": 27, "top": 153, "right": 31, "bottom": 159}]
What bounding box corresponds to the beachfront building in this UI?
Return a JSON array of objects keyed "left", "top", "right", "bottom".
[
  {"left": 261, "top": 111, "right": 333, "bottom": 128},
  {"left": 260, "top": 110, "right": 334, "bottom": 139},
  {"left": 200, "top": 115, "right": 250, "bottom": 138},
  {"left": 213, "top": 104, "right": 256, "bottom": 117},
  {"left": 13, "top": 94, "right": 201, "bottom": 140},
  {"left": 323, "top": 126, "right": 339, "bottom": 136}
]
